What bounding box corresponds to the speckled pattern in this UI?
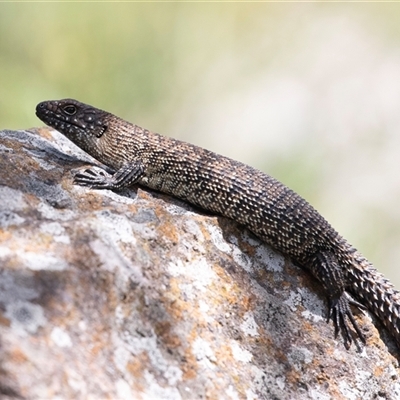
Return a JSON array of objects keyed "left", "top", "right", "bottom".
[{"left": 36, "top": 99, "right": 400, "bottom": 350}]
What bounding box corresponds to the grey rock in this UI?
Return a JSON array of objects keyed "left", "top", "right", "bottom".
[{"left": 0, "top": 128, "right": 399, "bottom": 400}]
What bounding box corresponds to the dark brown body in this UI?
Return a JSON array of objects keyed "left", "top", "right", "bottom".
[{"left": 36, "top": 99, "right": 400, "bottom": 349}]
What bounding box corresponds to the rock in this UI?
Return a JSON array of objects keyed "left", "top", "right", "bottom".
[{"left": 0, "top": 127, "right": 399, "bottom": 399}]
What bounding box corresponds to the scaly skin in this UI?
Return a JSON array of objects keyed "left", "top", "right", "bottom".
[{"left": 36, "top": 99, "right": 400, "bottom": 349}]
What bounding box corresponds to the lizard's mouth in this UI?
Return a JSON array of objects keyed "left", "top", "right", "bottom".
[
  {"left": 36, "top": 100, "right": 108, "bottom": 139},
  {"left": 36, "top": 102, "right": 90, "bottom": 142},
  {"left": 36, "top": 101, "right": 73, "bottom": 127},
  {"left": 36, "top": 101, "right": 55, "bottom": 124},
  {"left": 36, "top": 101, "right": 80, "bottom": 128}
]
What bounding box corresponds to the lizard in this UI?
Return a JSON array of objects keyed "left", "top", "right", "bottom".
[{"left": 35, "top": 98, "right": 400, "bottom": 349}]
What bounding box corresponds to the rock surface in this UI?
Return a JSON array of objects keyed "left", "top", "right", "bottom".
[{"left": 0, "top": 127, "right": 399, "bottom": 399}]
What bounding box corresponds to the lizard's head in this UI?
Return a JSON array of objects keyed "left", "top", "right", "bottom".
[{"left": 36, "top": 99, "right": 110, "bottom": 151}]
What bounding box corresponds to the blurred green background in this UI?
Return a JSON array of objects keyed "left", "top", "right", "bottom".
[{"left": 1, "top": 3, "right": 400, "bottom": 287}]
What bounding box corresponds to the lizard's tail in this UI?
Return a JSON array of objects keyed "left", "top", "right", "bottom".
[{"left": 347, "top": 250, "right": 400, "bottom": 346}]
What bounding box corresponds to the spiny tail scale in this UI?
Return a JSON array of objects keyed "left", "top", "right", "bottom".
[{"left": 347, "top": 250, "right": 400, "bottom": 345}]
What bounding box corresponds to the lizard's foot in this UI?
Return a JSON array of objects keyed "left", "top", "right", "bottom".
[
  {"left": 73, "top": 167, "right": 116, "bottom": 189},
  {"left": 73, "top": 162, "right": 145, "bottom": 190},
  {"left": 328, "top": 293, "right": 366, "bottom": 349}
]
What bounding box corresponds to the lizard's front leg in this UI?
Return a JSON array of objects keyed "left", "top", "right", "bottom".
[{"left": 74, "top": 162, "right": 145, "bottom": 190}]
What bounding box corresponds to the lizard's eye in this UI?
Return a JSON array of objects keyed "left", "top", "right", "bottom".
[{"left": 63, "top": 105, "right": 77, "bottom": 115}]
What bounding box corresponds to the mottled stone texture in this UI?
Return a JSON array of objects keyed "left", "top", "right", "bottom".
[{"left": 0, "top": 128, "right": 399, "bottom": 400}]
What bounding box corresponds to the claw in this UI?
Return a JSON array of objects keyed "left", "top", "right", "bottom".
[
  {"left": 72, "top": 163, "right": 144, "bottom": 190},
  {"left": 73, "top": 168, "right": 114, "bottom": 188},
  {"left": 328, "top": 293, "right": 366, "bottom": 348}
]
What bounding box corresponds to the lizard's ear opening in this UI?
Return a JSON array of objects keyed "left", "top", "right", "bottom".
[{"left": 95, "top": 125, "right": 107, "bottom": 138}]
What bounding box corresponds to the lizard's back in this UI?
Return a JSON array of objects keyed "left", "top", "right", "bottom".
[{"left": 132, "top": 125, "right": 340, "bottom": 266}]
